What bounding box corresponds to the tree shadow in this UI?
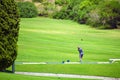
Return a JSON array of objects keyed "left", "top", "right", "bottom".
[{"left": 0, "top": 70, "right": 13, "bottom": 73}]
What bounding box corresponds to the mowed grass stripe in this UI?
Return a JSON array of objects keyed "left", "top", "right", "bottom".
[
  {"left": 17, "top": 17, "right": 120, "bottom": 62},
  {"left": 11, "top": 17, "right": 120, "bottom": 78},
  {"left": 0, "top": 72, "right": 94, "bottom": 80}
]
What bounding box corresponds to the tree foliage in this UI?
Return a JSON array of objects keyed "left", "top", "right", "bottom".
[
  {"left": 53, "top": 0, "right": 120, "bottom": 29},
  {"left": 32, "top": 0, "right": 43, "bottom": 3},
  {"left": 55, "top": 0, "right": 70, "bottom": 6},
  {"left": 17, "top": 2, "right": 38, "bottom": 18},
  {"left": 0, "top": 0, "right": 20, "bottom": 70}
]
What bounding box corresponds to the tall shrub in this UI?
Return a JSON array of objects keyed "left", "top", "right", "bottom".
[
  {"left": 87, "top": 0, "right": 120, "bottom": 29},
  {"left": 32, "top": 0, "right": 43, "bottom": 3},
  {"left": 53, "top": 0, "right": 120, "bottom": 29},
  {"left": 55, "top": 0, "right": 70, "bottom": 6},
  {"left": 53, "top": 0, "right": 72, "bottom": 19},
  {"left": 0, "top": 0, "right": 20, "bottom": 70},
  {"left": 17, "top": 2, "right": 38, "bottom": 18},
  {"left": 98, "top": 0, "right": 120, "bottom": 29}
]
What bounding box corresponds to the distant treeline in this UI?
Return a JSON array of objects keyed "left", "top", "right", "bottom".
[
  {"left": 16, "top": 0, "right": 120, "bottom": 29},
  {"left": 53, "top": 0, "right": 120, "bottom": 29}
]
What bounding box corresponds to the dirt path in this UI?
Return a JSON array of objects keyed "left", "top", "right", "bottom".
[{"left": 15, "top": 72, "right": 120, "bottom": 80}]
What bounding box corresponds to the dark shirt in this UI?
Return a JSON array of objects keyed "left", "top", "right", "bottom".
[{"left": 78, "top": 48, "right": 83, "bottom": 54}]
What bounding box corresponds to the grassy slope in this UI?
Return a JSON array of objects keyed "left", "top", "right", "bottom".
[
  {"left": 17, "top": 17, "right": 120, "bottom": 62},
  {"left": 8, "top": 17, "right": 120, "bottom": 78}
]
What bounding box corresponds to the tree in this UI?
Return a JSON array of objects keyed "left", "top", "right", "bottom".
[
  {"left": 0, "top": 0, "right": 20, "bottom": 70},
  {"left": 17, "top": 2, "right": 38, "bottom": 18},
  {"left": 98, "top": 0, "right": 120, "bottom": 29},
  {"left": 53, "top": 0, "right": 120, "bottom": 29},
  {"left": 88, "top": 0, "right": 120, "bottom": 29}
]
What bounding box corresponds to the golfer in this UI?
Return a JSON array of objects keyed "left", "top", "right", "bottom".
[{"left": 78, "top": 47, "right": 84, "bottom": 62}]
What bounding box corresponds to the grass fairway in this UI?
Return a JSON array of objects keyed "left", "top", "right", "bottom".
[
  {"left": 17, "top": 17, "right": 120, "bottom": 62},
  {"left": 15, "top": 64, "right": 120, "bottom": 78},
  {"left": 8, "top": 17, "right": 120, "bottom": 78},
  {"left": 0, "top": 72, "right": 93, "bottom": 80}
]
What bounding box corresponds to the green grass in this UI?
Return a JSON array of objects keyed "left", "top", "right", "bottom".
[
  {"left": 14, "top": 64, "right": 120, "bottom": 78},
  {"left": 0, "top": 72, "right": 93, "bottom": 80},
  {"left": 17, "top": 17, "right": 120, "bottom": 62},
  {"left": 7, "top": 17, "right": 120, "bottom": 78}
]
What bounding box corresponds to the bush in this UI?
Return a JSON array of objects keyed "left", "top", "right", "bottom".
[
  {"left": 0, "top": 0, "right": 20, "bottom": 70},
  {"left": 87, "top": 0, "right": 120, "bottom": 29},
  {"left": 55, "top": 0, "right": 70, "bottom": 6},
  {"left": 17, "top": 2, "right": 38, "bottom": 18},
  {"left": 99, "top": 0, "right": 120, "bottom": 29},
  {"left": 38, "top": 1, "right": 56, "bottom": 17},
  {"left": 52, "top": 6, "right": 69, "bottom": 19},
  {"left": 53, "top": 0, "right": 93, "bottom": 23},
  {"left": 53, "top": 0, "right": 72, "bottom": 19},
  {"left": 53, "top": 0, "right": 120, "bottom": 29},
  {"left": 32, "top": 0, "right": 43, "bottom": 3},
  {"left": 86, "top": 9, "right": 101, "bottom": 27}
]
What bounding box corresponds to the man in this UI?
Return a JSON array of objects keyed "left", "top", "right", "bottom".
[{"left": 78, "top": 47, "right": 84, "bottom": 62}]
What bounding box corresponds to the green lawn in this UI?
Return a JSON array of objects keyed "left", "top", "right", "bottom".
[
  {"left": 15, "top": 64, "right": 120, "bottom": 78},
  {"left": 7, "top": 17, "right": 120, "bottom": 78},
  {"left": 0, "top": 72, "right": 93, "bottom": 80},
  {"left": 17, "top": 17, "right": 120, "bottom": 62}
]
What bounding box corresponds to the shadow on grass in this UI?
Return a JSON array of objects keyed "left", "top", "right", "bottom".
[{"left": 0, "top": 70, "right": 13, "bottom": 73}]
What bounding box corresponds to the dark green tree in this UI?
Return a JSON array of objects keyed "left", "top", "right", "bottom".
[
  {"left": 98, "top": 0, "right": 120, "bottom": 29},
  {"left": 0, "top": 0, "right": 20, "bottom": 70},
  {"left": 17, "top": 2, "right": 38, "bottom": 18}
]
